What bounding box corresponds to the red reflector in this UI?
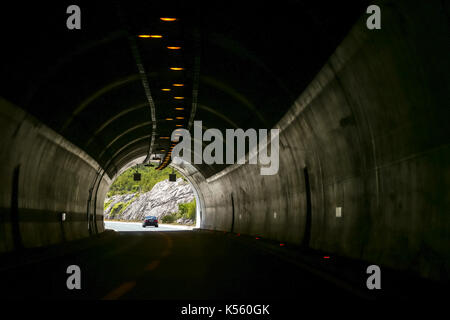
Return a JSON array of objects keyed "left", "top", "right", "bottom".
[
  {"left": 323, "top": 256, "right": 330, "bottom": 259},
  {"left": 255, "top": 237, "right": 260, "bottom": 240},
  {"left": 279, "top": 243, "right": 285, "bottom": 247}
]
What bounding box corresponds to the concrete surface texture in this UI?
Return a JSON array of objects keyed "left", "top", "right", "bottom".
[
  {"left": 0, "top": 99, "right": 109, "bottom": 252},
  {"left": 190, "top": 0, "right": 450, "bottom": 281}
]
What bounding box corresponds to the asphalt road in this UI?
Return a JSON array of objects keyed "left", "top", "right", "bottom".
[
  {"left": 0, "top": 230, "right": 359, "bottom": 301},
  {"left": 105, "top": 220, "right": 194, "bottom": 232},
  {"left": 0, "top": 228, "right": 443, "bottom": 304}
]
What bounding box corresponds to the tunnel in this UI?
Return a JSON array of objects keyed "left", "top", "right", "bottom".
[{"left": 0, "top": 0, "right": 449, "bottom": 307}]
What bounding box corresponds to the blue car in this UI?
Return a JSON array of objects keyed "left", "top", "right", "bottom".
[{"left": 142, "top": 216, "right": 158, "bottom": 228}]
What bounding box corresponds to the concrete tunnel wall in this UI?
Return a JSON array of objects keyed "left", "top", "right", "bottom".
[
  {"left": 0, "top": 99, "right": 109, "bottom": 253},
  {"left": 192, "top": 0, "right": 450, "bottom": 281}
]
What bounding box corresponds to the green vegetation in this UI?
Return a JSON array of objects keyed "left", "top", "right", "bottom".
[
  {"left": 105, "top": 193, "right": 140, "bottom": 217},
  {"left": 161, "top": 214, "right": 176, "bottom": 224},
  {"left": 104, "top": 199, "right": 113, "bottom": 210},
  {"left": 161, "top": 199, "right": 196, "bottom": 224},
  {"left": 109, "top": 202, "right": 125, "bottom": 219},
  {"left": 178, "top": 200, "right": 196, "bottom": 220},
  {"left": 107, "top": 166, "right": 183, "bottom": 197}
]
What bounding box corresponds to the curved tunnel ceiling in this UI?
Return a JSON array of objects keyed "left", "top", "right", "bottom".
[{"left": 0, "top": 1, "right": 369, "bottom": 179}]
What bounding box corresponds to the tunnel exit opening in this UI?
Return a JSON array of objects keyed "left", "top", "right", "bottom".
[{"left": 102, "top": 163, "right": 197, "bottom": 232}]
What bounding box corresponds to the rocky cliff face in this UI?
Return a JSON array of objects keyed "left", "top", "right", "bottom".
[{"left": 104, "top": 178, "right": 194, "bottom": 221}]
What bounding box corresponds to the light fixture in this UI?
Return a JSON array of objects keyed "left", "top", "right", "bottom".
[
  {"left": 176, "top": 124, "right": 183, "bottom": 127},
  {"left": 138, "top": 34, "right": 162, "bottom": 38},
  {"left": 161, "top": 88, "right": 171, "bottom": 91},
  {"left": 174, "top": 97, "right": 184, "bottom": 100},
  {"left": 167, "top": 46, "right": 181, "bottom": 50},
  {"left": 166, "top": 118, "right": 173, "bottom": 120},
  {"left": 170, "top": 67, "right": 184, "bottom": 71},
  {"left": 160, "top": 136, "right": 170, "bottom": 139},
  {"left": 175, "top": 107, "right": 184, "bottom": 110},
  {"left": 176, "top": 116, "right": 184, "bottom": 119},
  {"left": 173, "top": 83, "right": 184, "bottom": 87},
  {"left": 160, "top": 17, "right": 177, "bottom": 22}
]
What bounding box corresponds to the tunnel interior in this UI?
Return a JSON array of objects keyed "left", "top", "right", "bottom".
[{"left": 0, "top": 0, "right": 449, "bottom": 300}]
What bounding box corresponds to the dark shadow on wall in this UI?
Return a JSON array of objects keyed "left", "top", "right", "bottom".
[
  {"left": 11, "top": 165, "right": 23, "bottom": 250},
  {"left": 231, "top": 193, "right": 235, "bottom": 233},
  {"left": 302, "top": 167, "right": 312, "bottom": 248}
]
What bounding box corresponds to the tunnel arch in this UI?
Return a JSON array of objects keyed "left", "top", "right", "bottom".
[{"left": 96, "top": 155, "right": 207, "bottom": 230}]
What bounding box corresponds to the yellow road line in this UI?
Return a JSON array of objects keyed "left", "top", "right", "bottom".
[
  {"left": 146, "top": 260, "right": 160, "bottom": 271},
  {"left": 101, "top": 281, "right": 136, "bottom": 300},
  {"left": 161, "top": 233, "right": 173, "bottom": 257}
]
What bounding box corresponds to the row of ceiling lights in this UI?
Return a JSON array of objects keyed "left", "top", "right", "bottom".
[{"left": 138, "top": 17, "right": 186, "bottom": 170}]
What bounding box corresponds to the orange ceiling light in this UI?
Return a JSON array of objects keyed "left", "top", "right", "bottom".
[
  {"left": 176, "top": 124, "right": 183, "bottom": 127},
  {"left": 159, "top": 136, "right": 170, "bottom": 139},
  {"left": 174, "top": 96, "right": 184, "bottom": 100},
  {"left": 167, "top": 46, "right": 181, "bottom": 50},
  {"left": 170, "top": 67, "right": 184, "bottom": 71},
  {"left": 161, "top": 88, "right": 171, "bottom": 91},
  {"left": 160, "top": 17, "right": 177, "bottom": 22},
  {"left": 172, "top": 83, "right": 184, "bottom": 87},
  {"left": 175, "top": 107, "right": 184, "bottom": 110},
  {"left": 165, "top": 118, "right": 173, "bottom": 120},
  {"left": 138, "top": 34, "right": 162, "bottom": 38},
  {"left": 176, "top": 116, "right": 184, "bottom": 119}
]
